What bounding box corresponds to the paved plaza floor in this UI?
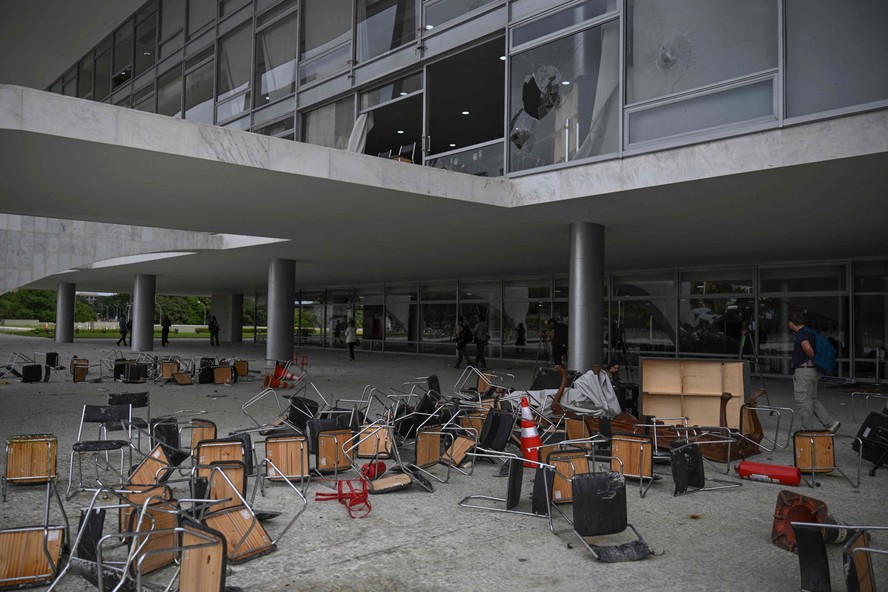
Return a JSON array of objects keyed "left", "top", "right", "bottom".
[{"left": 0, "top": 333, "right": 885, "bottom": 591}]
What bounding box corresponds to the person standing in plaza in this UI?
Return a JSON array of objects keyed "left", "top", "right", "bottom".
[
  {"left": 788, "top": 313, "right": 840, "bottom": 433},
  {"left": 547, "top": 317, "right": 568, "bottom": 366},
  {"left": 515, "top": 322, "right": 526, "bottom": 356},
  {"left": 453, "top": 315, "right": 472, "bottom": 369},
  {"left": 116, "top": 315, "right": 128, "bottom": 347},
  {"left": 208, "top": 315, "right": 220, "bottom": 347},
  {"left": 345, "top": 319, "right": 357, "bottom": 361},
  {"left": 473, "top": 313, "right": 489, "bottom": 367},
  {"left": 160, "top": 314, "right": 172, "bottom": 347}
]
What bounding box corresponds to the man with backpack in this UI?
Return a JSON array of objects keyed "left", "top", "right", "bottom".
[{"left": 788, "top": 312, "right": 840, "bottom": 433}]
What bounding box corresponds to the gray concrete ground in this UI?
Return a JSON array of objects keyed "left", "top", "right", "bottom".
[{"left": 0, "top": 333, "right": 885, "bottom": 591}]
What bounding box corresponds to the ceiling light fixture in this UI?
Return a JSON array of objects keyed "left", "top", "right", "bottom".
[
  {"left": 499, "top": 56, "right": 506, "bottom": 61},
  {"left": 449, "top": 143, "right": 456, "bottom": 147},
  {"left": 397, "top": 130, "right": 404, "bottom": 134},
  {"left": 461, "top": 111, "right": 469, "bottom": 115}
]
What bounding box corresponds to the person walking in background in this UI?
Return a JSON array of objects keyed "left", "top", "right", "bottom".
[
  {"left": 788, "top": 313, "right": 840, "bottom": 433},
  {"left": 208, "top": 315, "right": 220, "bottom": 347},
  {"left": 345, "top": 319, "right": 357, "bottom": 361},
  {"left": 473, "top": 313, "right": 489, "bottom": 367},
  {"left": 161, "top": 314, "right": 172, "bottom": 347},
  {"left": 453, "top": 315, "right": 472, "bottom": 369},
  {"left": 547, "top": 317, "right": 568, "bottom": 366},
  {"left": 515, "top": 323, "right": 526, "bottom": 355},
  {"left": 116, "top": 315, "right": 128, "bottom": 347}
]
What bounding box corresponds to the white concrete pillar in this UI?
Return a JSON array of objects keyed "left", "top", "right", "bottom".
[
  {"left": 55, "top": 282, "right": 75, "bottom": 343},
  {"left": 131, "top": 274, "right": 156, "bottom": 352},
  {"left": 267, "top": 259, "right": 295, "bottom": 363},
  {"left": 568, "top": 222, "right": 605, "bottom": 372},
  {"left": 211, "top": 293, "right": 244, "bottom": 344}
]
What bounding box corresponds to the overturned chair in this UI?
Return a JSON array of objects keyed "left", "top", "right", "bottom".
[{"left": 571, "top": 471, "right": 654, "bottom": 563}]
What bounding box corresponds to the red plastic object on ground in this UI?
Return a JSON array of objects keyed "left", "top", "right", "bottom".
[{"left": 735, "top": 460, "right": 801, "bottom": 486}]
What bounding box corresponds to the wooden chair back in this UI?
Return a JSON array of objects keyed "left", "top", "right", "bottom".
[
  {"left": 202, "top": 506, "right": 274, "bottom": 564},
  {"left": 549, "top": 450, "right": 592, "bottom": 504},
  {"left": 0, "top": 525, "right": 65, "bottom": 587},
  {"left": 4, "top": 434, "right": 57, "bottom": 485},
  {"left": 794, "top": 431, "right": 836, "bottom": 473},
  {"left": 265, "top": 435, "right": 309, "bottom": 481},
  {"left": 316, "top": 429, "right": 354, "bottom": 474},
  {"left": 611, "top": 434, "right": 652, "bottom": 479}
]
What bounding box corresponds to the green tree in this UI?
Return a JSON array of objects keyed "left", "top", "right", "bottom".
[
  {"left": 74, "top": 298, "right": 97, "bottom": 322},
  {"left": 0, "top": 289, "right": 57, "bottom": 321}
]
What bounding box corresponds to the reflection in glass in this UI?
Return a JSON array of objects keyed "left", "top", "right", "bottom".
[
  {"left": 157, "top": 67, "right": 183, "bottom": 117},
  {"left": 356, "top": 0, "right": 416, "bottom": 62},
  {"left": 188, "top": 0, "right": 215, "bottom": 37},
  {"left": 361, "top": 72, "right": 422, "bottom": 110},
  {"left": 184, "top": 60, "right": 214, "bottom": 123},
  {"left": 512, "top": 0, "right": 616, "bottom": 47},
  {"left": 854, "top": 295, "right": 888, "bottom": 381},
  {"left": 255, "top": 13, "right": 298, "bottom": 106},
  {"left": 854, "top": 260, "right": 888, "bottom": 293},
  {"left": 612, "top": 299, "right": 676, "bottom": 354},
  {"left": 680, "top": 269, "right": 753, "bottom": 295},
  {"left": 678, "top": 297, "right": 753, "bottom": 356},
  {"left": 113, "top": 21, "right": 134, "bottom": 88},
  {"left": 300, "top": 0, "right": 350, "bottom": 83},
  {"left": 509, "top": 20, "right": 619, "bottom": 172},
  {"left": 628, "top": 79, "right": 774, "bottom": 146},
  {"left": 612, "top": 272, "right": 675, "bottom": 298},
  {"left": 78, "top": 58, "right": 93, "bottom": 99},
  {"left": 626, "top": 0, "right": 777, "bottom": 104},
  {"left": 757, "top": 296, "right": 848, "bottom": 376},
  {"left": 94, "top": 51, "right": 113, "bottom": 100},
  {"left": 386, "top": 285, "right": 418, "bottom": 348},
  {"left": 253, "top": 117, "right": 295, "bottom": 136},
  {"left": 303, "top": 96, "right": 354, "bottom": 149},
  {"left": 786, "top": 0, "right": 888, "bottom": 118},
  {"left": 221, "top": 0, "right": 251, "bottom": 17},
  {"left": 760, "top": 265, "right": 846, "bottom": 293},
  {"left": 217, "top": 25, "right": 251, "bottom": 120},
  {"left": 426, "top": 142, "right": 504, "bottom": 177},
  {"left": 421, "top": 303, "right": 457, "bottom": 349},
  {"left": 160, "top": 0, "right": 185, "bottom": 40},
  {"left": 425, "top": 0, "right": 498, "bottom": 30},
  {"left": 135, "top": 14, "right": 157, "bottom": 77}
]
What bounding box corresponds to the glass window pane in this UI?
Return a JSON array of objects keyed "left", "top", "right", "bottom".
[
  {"left": 786, "top": 0, "right": 888, "bottom": 118},
  {"left": 854, "top": 260, "right": 888, "bottom": 293},
  {"left": 678, "top": 297, "right": 754, "bottom": 356},
  {"left": 255, "top": 13, "right": 298, "bottom": 106},
  {"left": 854, "top": 294, "right": 888, "bottom": 381},
  {"left": 161, "top": 0, "right": 185, "bottom": 40},
  {"left": 257, "top": 0, "right": 296, "bottom": 28},
  {"left": 94, "top": 51, "right": 113, "bottom": 100},
  {"left": 63, "top": 70, "right": 77, "bottom": 96},
  {"left": 386, "top": 285, "right": 419, "bottom": 347},
  {"left": 758, "top": 296, "right": 848, "bottom": 376},
  {"left": 133, "top": 91, "right": 156, "bottom": 113},
  {"left": 421, "top": 282, "right": 456, "bottom": 301},
  {"left": 216, "top": 94, "right": 251, "bottom": 122},
  {"left": 221, "top": 0, "right": 250, "bottom": 18},
  {"left": 114, "top": 20, "right": 135, "bottom": 88},
  {"left": 135, "top": 14, "right": 158, "bottom": 77},
  {"left": 78, "top": 58, "right": 93, "bottom": 98},
  {"left": 356, "top": 0, "right": 416, "bottom": 62},
  {"left": 614, "top": 299, "right": 676, "bottom": 355},
  {"left": 626, "top": 0, "right": 777, "bottom": 104},
  {"left": 428, "top": 37, "right": 504, "bottom": 156},
  {"left": 184, "top": 59, "right": 215, "bottom": 123},
  {"left": 302, "top": 96, "right": 354, "bottom": 149},
  {"left": 299, "top": 0, "right": 350, "bottom": 83},
  {"left": 612, "top": 272, "right": 675, "bottom": 298},
  {"left": 218, "top": 24, "right": 252, "bottom": 103},
  {"left": 157, "top": 67, "right": 183, "bottom": 117},
  {"left": 512, "top": 0, "right": 616, "bottom": 47},
  {"left": 509, "top": 21, "right": 620, "bottom": 172},
  {"left": 679, "top": 269, "right": 753, "bottom": 295},
  {"left": 188, "top": 0, "right": 215, "bottom": 37},
  {"left": 361, "top": 72, "right": 422, "bottom": 110},
  {"left": 627, "top": 79, "right": 774, "bottom": 146},
  {"left": 160, "top": 32, "right": 185, "bottom": 59},
  {"left": 253, "top": 117, "right": 295, "bottom": 136},
  {"left": 425, "top": 0, "right": 498, "bottom": 30},
  {"left": 420, "top": 303, "right": 456, "bottom": 353},
  {"left": 427, "top": 141, "right": 504, "bottom": 177},
  {"left": 760, "top": 265, "right": 847, "bottom": 293}
]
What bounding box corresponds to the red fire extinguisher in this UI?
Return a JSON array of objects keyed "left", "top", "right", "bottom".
[{"left": 735, "top": 460, "right": 801, "bottom": 486}]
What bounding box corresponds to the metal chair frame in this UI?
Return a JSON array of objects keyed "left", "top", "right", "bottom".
[{"left": 65, "top": 403, "right": 134, "bottom": 500}]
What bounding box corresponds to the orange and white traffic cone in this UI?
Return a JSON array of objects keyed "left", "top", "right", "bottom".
[
  {"left": 273, "top": 361, "right": 299, "bottom": 381},
  {"left": 519, "top": 396, "right": 542, "bottom": 467}
]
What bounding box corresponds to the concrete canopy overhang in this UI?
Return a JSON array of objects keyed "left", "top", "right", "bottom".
[{"left": 1, "top": 85, "right": 887, "bottom": 296}]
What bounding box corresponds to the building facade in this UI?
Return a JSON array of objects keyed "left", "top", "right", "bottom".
[{"left": 2, "top": 0, "right": 887, "bottom": 379}]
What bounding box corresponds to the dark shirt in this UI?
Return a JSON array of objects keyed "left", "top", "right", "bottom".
[{"left": 792, "top": 326, "right": 816, "bottom": 370}]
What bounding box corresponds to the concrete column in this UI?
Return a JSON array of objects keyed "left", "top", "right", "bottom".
[
  {"left": 54, "top": 282, "right": 75, "bottom": 343},
  {"left": 211, "top": 293, "right": 244, "bottom": 344},
  {"left": 131, "top": 274, "right": 156, "bottom": 352},
  {"left": 568, "top": 222, "right": 605, "bottom": 372},
  {"left": 267, "top": 259, "right": 295, "bottom": 363}
]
